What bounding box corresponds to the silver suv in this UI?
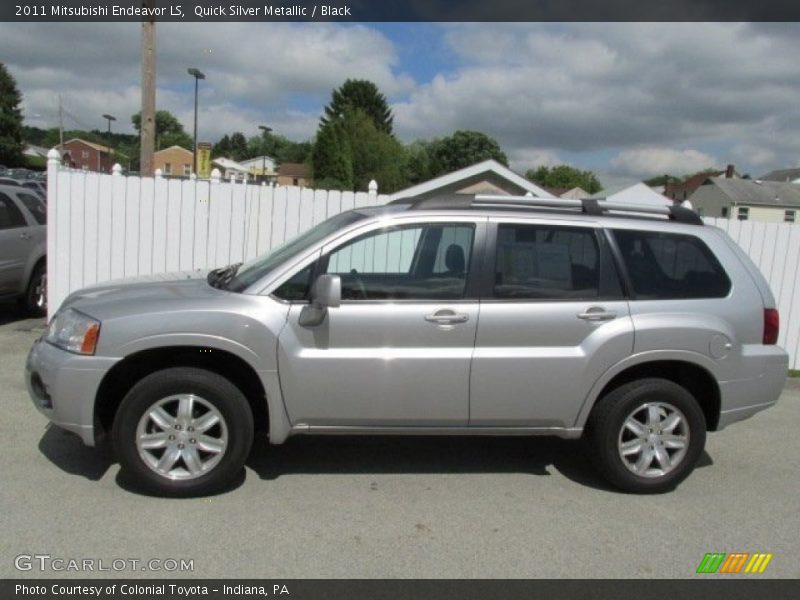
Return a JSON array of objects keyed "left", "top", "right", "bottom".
[
  {"left": 26, "top": 195, "right": 788, "bottom": 496},
  {"left": 1, "top": 184, "right": 47, "bottom": 316}
]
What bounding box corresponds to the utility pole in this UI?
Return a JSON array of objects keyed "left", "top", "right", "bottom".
[
  {"left": 58, "top": 95, "right": 64, "bottom": 151},
  {"left": 258, "top": 125, "right": 272, "bottom": 183},
  {"left": 187, "top": 68, "right": 205, "bottom": 175},
  {"left": 102, "top": 113, "right": 116, "bottom": 172},
  {"left": 140, "top": 4, "right": 157, "bottom": 176}
]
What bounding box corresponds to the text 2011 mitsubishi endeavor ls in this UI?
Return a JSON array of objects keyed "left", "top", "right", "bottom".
[{"left": 26, "top": 194, "right": 788, "bottom": 496}]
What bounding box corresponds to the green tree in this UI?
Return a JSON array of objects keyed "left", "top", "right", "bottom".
[
  {"left": 321, "top": 79, "right": 394, "bottom": 135},
  {"left": 339, "top": 108, "right": 406, "bottom": 193},
  {"left": 404, "top": 140, "right": 433, "bottom": 185},
  {"left": 0, "top": 62, "right": 25, "bottom": 167},
  {"left": 525, "top": 165, "right": 602, "bottom": 194},
  {"left": 228, "top": 132, "right": 248, "bottom": 161},
  {"left": 426, "top": 130, "right": 508, "bottom": 177},
  {"left": 644, "top": 174, "right": 680, "bottom": 187},
  {"left": 311, "top": 119, "right": 353, "bottom": 190},
  {"left": 131, "top": 110, "right": 192, "bottom": 151},
  {"left": 247, "top": 130, "right": 311, "bottom": 165}
]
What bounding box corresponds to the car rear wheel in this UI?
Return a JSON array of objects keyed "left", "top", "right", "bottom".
[
  {"left": 586, "top": 378, "right": 706, "bottom": 493},
  {"left": 113, "top": 367, "right": 254, "bottom": 497}
]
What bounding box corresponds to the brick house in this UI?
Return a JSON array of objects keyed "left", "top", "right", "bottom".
[
  {"left": 277, "top": 163, "right": 312, "bottom": 187},
  {"left": 61, "top": 138, "right": 114, "bottom": 173},
  {"left": 153, "top": 146, "right": 194, "bottom": 178}
]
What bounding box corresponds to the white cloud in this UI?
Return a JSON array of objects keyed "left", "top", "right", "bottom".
[
  {"left": 610, "top": 148, "right": 719, "bottom": 178},
  {"left": 2, "top": 22, "right": 413, "bottom": 142}
]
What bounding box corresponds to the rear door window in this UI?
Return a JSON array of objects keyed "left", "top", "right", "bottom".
[
  {"left": 18, "top": 193, "right": 46, "bottom": 225},
  {"left": 0, "top": 192, "right": 26, "bottom": 229},
  {"left": 612, "top": 229, "right": 731, "bottom": 299},
  {"left": 493, "top": 224, "right": 601, "bottom": 300}
]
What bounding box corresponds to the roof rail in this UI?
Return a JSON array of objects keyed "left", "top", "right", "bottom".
[{"left": 392, "top": 194, "right": 703, "bottom": 225}]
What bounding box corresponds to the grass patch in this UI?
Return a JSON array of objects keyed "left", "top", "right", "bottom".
[{"left": 789, "top": 370, "right": 799, "bottom": 378}]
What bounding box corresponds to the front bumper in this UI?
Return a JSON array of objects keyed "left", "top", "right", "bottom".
[{"left": 26, "top": 338, "right": 119, "bottom": 446}]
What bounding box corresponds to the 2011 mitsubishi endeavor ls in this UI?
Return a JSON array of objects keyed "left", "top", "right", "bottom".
[{"left": 26, "top": 194, "right": 788, "bottom": 496}]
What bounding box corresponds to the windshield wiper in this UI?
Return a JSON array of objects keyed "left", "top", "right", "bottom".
[{"left": 207, "top": 262, "right": 243, "bottom": 289}]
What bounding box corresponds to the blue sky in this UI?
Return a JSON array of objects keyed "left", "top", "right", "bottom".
[{"left": 2, "top": 22, "right": 800, "bottom": 187}]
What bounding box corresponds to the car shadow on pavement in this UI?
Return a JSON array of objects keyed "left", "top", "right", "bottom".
[
  {"left": 38, "top": 426, "right": 114, "bottom": 481},
  {"left": 246, "top": 434, "right": 714, "bottom": 492}
]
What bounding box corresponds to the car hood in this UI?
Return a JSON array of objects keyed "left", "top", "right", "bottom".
[{"left": 58, "top": 271, "right": 234, "bottom": 320}]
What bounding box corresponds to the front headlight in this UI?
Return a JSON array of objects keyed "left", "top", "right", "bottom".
[{"left": 45, "top": 309, "right": 101, "bottom": 355}]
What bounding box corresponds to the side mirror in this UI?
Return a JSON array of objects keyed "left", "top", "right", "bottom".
[
  {"left": 299, "top": 274, "right": 341, "bottom": 327},
  {"left": 311, "top": 274, "right": 341, "bottom": 308}
]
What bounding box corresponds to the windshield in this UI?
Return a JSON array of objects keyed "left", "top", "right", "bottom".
[{"left": 226, "top": 211, "right": 366, "bottom": 292}]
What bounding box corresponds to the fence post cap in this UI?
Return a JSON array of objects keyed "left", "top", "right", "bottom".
[
  {"left": 47, "top": 148, "right": 61, "bottom": 164},
  {"left": 210, "top": 168, "right": 222, "bottom": 182},
  {"left": 112, "top": 163, "right": 123, "bottom": 175},
  {"left": 154, "top": 168, "right": 163, "bottom": 178},
  {"left": 368, "top": 179, "right": 378, "bottom": 194},
  {"left": 190, "top": 173, "right": 197, "bottom": 180}
]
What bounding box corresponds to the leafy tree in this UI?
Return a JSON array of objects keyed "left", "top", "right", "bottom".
[
  {"left": 426, "top": 130, "right": 508, "bottom": 177},
  {"left": 339, "top": 108, "right": 406, "bottom": 193},
  {"left": 643, "top": 174, "right": 680, "bottom": 187},
  {"left": 321, "top": 79, "right": 394, "bottom": 135},
  {"left": 229, "top": 132, "right": 248, "bottom": 161},
  {"left": 0, "top": 62, "right": 25, "bottom": 167},
  {"left": 525, "top": 165, "right": 602, "bottom": 194},
  {"left": 311, "top": 119, "right": 353, "bottom": 190},
  {"left": 404, "top": 140, "right": 434, "bottom": 185},
  {"left": 246, "top": 130, "right": 311, "bottom": 165},
  {"left": 131, "top": 110, "right": 192, "bottom": 151}
]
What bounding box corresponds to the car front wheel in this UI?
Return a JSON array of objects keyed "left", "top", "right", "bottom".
[
  {"left": 113, "top": 367, "right": 254, "bottom": 496},
  {"left": 586, "top": 378, "right": 706, "bottom": 493}
]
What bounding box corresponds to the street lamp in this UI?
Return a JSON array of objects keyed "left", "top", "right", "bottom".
[
  {"left": 187, "top": 68, "right": 206, "bottom": 174},
  {"left": 102, "top": 114, "right": 116, "bottom": 172},
  {"left": 258, "top": 125, "right": 272, "bottom": 183}
]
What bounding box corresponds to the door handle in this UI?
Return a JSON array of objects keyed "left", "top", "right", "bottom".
[
  {"left": 577, "top": 307, "right": 617, "bottom": 321},
  {"left": 425, "top": 310, "right": 469, "bottom": 325},
  {"left": 19, "top": 232, "right": 31, "bottom": 240}
]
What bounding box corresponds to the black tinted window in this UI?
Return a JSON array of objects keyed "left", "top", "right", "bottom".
[
  {"left": 613, "top": 229, "right": 731, "bottom": 299},
  {"left": 494, "top": 224, "right": 600, "bottom": 300},
  {"left": 18, "top": 193, "right": 46, "bottom": 225},
  {"left": 273, "top": 263, "right": 315, "bottom": 301},
  {"left": 0, "top": 192, "right": 26, "bottom": 229},
  {"left": 325, "top": 224, "right": 475, "bottom": 300}
]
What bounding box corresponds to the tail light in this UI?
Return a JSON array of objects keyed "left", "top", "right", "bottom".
[{"left": 763, "top": 308, "right": 779, "bottom": 345}]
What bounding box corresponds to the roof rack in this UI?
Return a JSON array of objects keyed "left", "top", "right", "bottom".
[{"left": 392, "top": 194, "right": 703, "bottom": 225}]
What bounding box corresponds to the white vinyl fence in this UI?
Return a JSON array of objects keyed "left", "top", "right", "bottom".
[
  {"left": 46, "top": 151, "right": 800, "bottom": 369},
  {"left": 45, "top": 151, "right": 388, "bottom": 318}
]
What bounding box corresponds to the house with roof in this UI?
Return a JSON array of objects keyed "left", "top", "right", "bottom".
[
  {"left": 212, "top": 157, "right": 252, "bottom": 181},
  {"left": 239, "top": 156, "right": 277, "bottom": 182},
  {"left": 688, "top": 177, "right": 800, "bottom": 222},
  {"left": 389, "top": 159, "right": 551, "bottom": 201},
  {"left": 758, "top": 167, "right": 800, "bottom": 184},
  {"left": 543, "top": 186, "right": 591, "bottom": 199},
  {"left": 277, "top": 163, "right": 312, "bottom": 187},
  {"left": 590, "top": 182, "right": 672, "bottom": 207},
  {"left": 153, "top": 146, "right": 193, "bottom": 178},
  {"left": 664, "top": 165, "right": 737, "bottom": 203},
  {"left": 61, "top": 138, "right": 114, "bottom": 173}
]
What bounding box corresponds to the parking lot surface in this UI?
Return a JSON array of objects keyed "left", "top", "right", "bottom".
[{"left": 1, "top": 310, "right": 798, "bottom": 579}]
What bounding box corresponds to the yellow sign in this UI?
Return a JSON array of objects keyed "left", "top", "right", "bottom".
[{"left": 196, "top": 143, "right": 212, "bottom": 179}]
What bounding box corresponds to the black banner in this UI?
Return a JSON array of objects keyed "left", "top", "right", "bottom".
[
  {"left": 4, "top": 579, "right": 800, "bottom": 600},
  {"left": 3, "top": 0, "right": 800, "bottom": 22}
]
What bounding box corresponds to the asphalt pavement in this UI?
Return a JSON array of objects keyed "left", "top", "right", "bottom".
[{"left": 1, "top": 307, "right": 798, "bottom": 579}]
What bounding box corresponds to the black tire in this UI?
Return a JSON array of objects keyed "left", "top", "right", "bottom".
[
  {"left": 112, "top": 367, "right": 254, "bottom": 497},
  {"left": 585, "top": 378, "right": 706, "bottom": 494},
  {"left": 23, "top": 263, "right": 47, "bottom": 317}
]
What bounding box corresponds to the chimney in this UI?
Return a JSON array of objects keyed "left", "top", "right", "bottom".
[{"left": 725, "top": 164, "right": 735, "bottom": 178}]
